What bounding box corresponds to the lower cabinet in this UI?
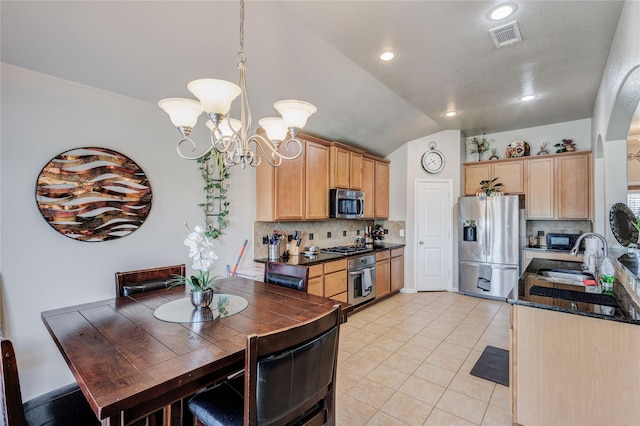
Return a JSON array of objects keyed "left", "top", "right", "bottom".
[
  {"left": 375, "top": 251, "right": 391, "bottom": 299},
  {"left": 323, "top": 259, "right": 347, "bottom": 303},
  {"left": 305, "top": 248, "right": 403, "bottom": 304},
  {"left": 390, "top": 248, "right": 404, "bottom": 292},
  {"left": 511, "top": 304, "right": 640, "bottom": 425},
  {"left": 307, "top": 264, "right": 324, "bottom": 297}
]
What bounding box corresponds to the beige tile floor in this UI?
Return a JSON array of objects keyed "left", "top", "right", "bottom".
[{"left": 336, "top": 291, "right": 511, "bottom": 426}]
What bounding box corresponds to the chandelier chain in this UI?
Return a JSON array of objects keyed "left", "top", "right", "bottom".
[{"left": 238, "top": 0, "right": 245, "bottom": 63}]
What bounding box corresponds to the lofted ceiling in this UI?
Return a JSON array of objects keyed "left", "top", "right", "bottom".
[{"left": 0, "top": 1, "right": 628, "bottom": 157}]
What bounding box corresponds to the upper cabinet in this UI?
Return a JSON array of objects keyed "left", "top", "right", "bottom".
[
  {"left": 464, "top": 160, "right": 524, "bottom": 195},
  {"left": 361, "top": 157, "right": 375, "bottom": 219},
  {"left": 526, "top": 152, "right": 591, "bottom": 220},
  {"left": 256, "top": 135, "right": 389, "bottom": 221},
  {"left": 464, "top": 151, "right": 592, "bottom": 220},
  {"left": 256, "top": 134, "right": 329, "bottom": 222},
  {"left": 374, "top": 159, "right": 390, "bottom": 219},
  {"left": 329, "top": 143, "right": 364, "bottom": 190}
]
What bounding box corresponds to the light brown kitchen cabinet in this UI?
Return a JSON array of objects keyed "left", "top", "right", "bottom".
[
  {"left": 305, "top": 141, "right": 330, "bottom": 220},
  {"left": 464, "top": 159, "right": 524, "bottom": 195},
  {"left": 375, "top": 250, "right": 391, "bottom": 299},
  {"left": 374, "top": 160, "right": 390, "bottom": 219},
  {"left": 511, "top": 304, "right": 640, "bottom": 426},
  {"left": 556, "top": 153, "right": 591, "bottom": 219},
  {"left": 324, "top": 259, "right": 347, "bottom": 302},
  {"left": 307, "top": 264, "right": 324, "bottom": 297},
  {"left": 330, "top": 143, "right": 364, "bottom": 190},
  {"left": 526, "top": 157, "right": 555, "bottom": 219},
  {"left": 526, "top": 152, "right": 591, "bottom": 220},
  {"left": 330, "top": 145, "right": 350, "bottom": 189},
  {"left": 361, "top": 157, "right": 375, "bottom": 219},
  {"left": 255, "top": 134, "right": 330, "bottom": 221},
  {"left": 350, "top": 152, "right": 362, "bottom": 190},
  {"left": 390, "top": 248, "right": 404, "bottom": 292}
]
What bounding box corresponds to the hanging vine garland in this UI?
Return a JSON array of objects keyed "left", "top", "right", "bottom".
[{"left": 197, "top": 150, "right": 230, "bottom": 239}]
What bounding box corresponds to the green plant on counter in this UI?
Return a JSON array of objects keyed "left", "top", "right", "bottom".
[
  {"left": 632, "top": 216, "right": 640, "bottom": 233},
  {"left": 480, "top": 177, "right": 503, "bottom": 195},
  {"left": 197, "top": 150, "right": 230, "bottom": 239}
]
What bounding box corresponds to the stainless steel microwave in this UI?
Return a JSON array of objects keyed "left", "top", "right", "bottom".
[{"left": 330, "top": 189, "right": 364, "bottom": 219}]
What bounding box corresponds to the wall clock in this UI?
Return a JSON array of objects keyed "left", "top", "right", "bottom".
[{"left": 421, "top": 141, "right": 445, "bottom": 174}]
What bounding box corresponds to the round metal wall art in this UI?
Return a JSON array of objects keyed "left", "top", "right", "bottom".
[{"left": 35, "top": 147, "right": 152, "bottom": 242}]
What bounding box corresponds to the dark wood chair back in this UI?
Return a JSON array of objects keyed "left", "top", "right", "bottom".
[
  {"left": 1, "top": 338, "right": 100, "bottom": 426},
  {"left": 188, "top": 305, "right": 341, "bottom": 426},
  {"left": 115, "top": 264, "right": 186, "bottom": 297},
  {"left": 263, "top": 262, "right": 309, "bottom": 292}
]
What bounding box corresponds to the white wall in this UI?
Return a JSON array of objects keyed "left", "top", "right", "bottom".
[
  {"left": 395, "top": 130, "right": 462, "bottom": 292},
  {"left": 464, "top": 118, "right": 592, "bottom": 163},
  {"left": 592, "top": 0, "right": 640, "bottom": 239},
  {"left": 387, "top": 144, "right": 407, "bottom": 221},
  {"left": 0, "top": 64, "right": 256, "bottom": 400}
]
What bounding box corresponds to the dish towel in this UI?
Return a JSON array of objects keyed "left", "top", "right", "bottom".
[
  {"left": 362, "top": 268, "right": 373, "bottom": 296},
  {"left": 477, "top": 264, "right": 492, "bottom": 291}
]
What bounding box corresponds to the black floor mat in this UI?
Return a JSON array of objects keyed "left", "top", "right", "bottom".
[
  {"left": 470, "top": 346, "right": 509, "bottom": 387},
  {"left": 529, "top": 285, "right": 618, "bottom": 307}
]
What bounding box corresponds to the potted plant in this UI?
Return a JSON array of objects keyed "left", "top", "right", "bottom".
[
  {"left": 554, "top": 139, "right": 576, "bottom": 153},
  {"left": 172, "top": 223, "right": 220, "bottom": 308},
  {"left": 468, "top": 133, "right": 493, "bottom": 161},
  {"left": 480, "top": 177, "right": 503, "bottom": 196}
]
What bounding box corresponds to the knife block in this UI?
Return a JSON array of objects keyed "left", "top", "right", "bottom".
[{"left": 289, "top": 244, "right": 301, "bottom": 256}]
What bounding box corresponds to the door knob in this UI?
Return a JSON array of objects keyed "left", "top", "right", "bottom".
[{"left": 419, "top": 241, "right": 424, "bottom": 245}]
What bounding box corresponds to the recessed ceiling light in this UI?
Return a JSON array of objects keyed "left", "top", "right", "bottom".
[
  {"left": 445, "top": 111, "right": 457, "bottom": 117},
  {"left": 520, "top": 94, "right": 536, "bottom": 102},
  {"left": 379, "top": 51, "right": 395, "bottom": 61},
  {"left": 487, "top": 3, "right": 518, "bottom": 21}
]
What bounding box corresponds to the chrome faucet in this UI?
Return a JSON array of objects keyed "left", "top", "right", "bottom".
[
  {"left": 570, "top": 232, "right": 608, "bottom": 257},
  {"left": 570, "top": 232, "right": 608, "bottom": 272}
]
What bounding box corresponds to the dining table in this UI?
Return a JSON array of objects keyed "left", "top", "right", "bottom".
[{"left": 41, "top": 276, "right": 351, "bottom": 426}]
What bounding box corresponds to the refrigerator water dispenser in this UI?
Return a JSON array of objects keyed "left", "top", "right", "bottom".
[{"left": 463, "top": 221, "right": 477, "bottom": 241}]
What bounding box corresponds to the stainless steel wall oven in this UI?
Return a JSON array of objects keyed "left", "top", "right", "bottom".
[{"left": 347, "top": 254, "right": 376, "bottom": 306}]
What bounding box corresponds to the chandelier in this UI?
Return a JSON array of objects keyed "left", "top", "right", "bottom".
[{"left": 158, "top": 0, "right": 317, "bottom": 168}]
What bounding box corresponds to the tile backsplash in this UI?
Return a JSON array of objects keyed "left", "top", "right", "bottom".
[
  {"left": 526, "top": 220, "right": 592, "bottom": 245},
  {"left": 254, "top": 220, "right": 406, "bottom": 259}
]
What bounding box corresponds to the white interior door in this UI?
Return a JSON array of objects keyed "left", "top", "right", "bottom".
[{"left": 416, "top": 180, "right": 452, "bottom": 291}]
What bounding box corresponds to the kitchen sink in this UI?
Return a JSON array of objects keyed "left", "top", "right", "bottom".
[{"left": 535, "top": 269, "right": 596, "bottom": 285}]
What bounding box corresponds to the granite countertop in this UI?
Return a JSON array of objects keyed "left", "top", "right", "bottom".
[
  {"left": 508, "top": 258, "right": 640, "bottom": 325},
  {"left": 523, "top": 246, "right": 583, "bottom": 254},
  {"left": 255, "top": 243, "right": 406, "bottom": 266}
]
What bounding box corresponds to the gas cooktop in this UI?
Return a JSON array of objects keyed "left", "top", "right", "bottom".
[{"left": 321, "top": 245, "right": 373, "bottom": 255}]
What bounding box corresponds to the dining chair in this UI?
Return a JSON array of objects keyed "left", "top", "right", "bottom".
[
  {"left": 115, "top": 264, "right": 186, "bottom": 297},
  {"left": 263, "top": 262, "right": 309, "bottom": 292},
  {"left": 1, "top": 338, "right": 101, "bottom": 426},
  {"left": 188, "top": 304, "right": 341, "bottom": 426}
]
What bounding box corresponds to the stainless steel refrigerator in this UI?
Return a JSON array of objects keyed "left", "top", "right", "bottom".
[{"left": 458, "top": 195, "right": 524, "bottom": 300}]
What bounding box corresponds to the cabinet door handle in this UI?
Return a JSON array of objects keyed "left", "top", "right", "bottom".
[{"left": 419, "top": 241, "right": 424, "bottom": 245}]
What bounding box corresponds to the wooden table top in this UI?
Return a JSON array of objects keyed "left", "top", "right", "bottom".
[{"left": 41, "top": 277, "right": 349, "bottom": 424}]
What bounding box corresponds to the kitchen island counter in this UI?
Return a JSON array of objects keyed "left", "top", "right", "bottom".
[{"left": 508, "top": 258, "right": 640, "bottom": 325}]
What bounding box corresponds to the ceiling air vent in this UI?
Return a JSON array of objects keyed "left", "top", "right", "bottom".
[{"left": 489, "top": 20, "right": 522, "bottom": 48}]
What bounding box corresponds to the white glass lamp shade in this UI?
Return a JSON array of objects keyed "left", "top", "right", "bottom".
[
  {"left": 187, "top": 79, "right": 241, "bottom": 115},
  {"left": 206, "top": 117, "right": 241, "bottom": 137},
  {"left": 157, "top": 98, "right": 203, "bottom": 128},
  {"left": 274, "top": 100, "right": 317, "bottom": 129},
  {"left": 258, "top": 117, "right": 288, "bottom": 141}
]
